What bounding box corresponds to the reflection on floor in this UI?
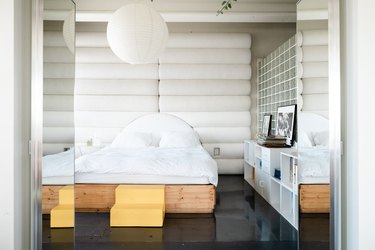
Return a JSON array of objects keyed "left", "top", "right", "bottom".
[{"left": 42, "top": 175, "right": 329, "bottom": 249}]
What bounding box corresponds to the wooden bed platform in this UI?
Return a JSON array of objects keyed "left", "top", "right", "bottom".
[
  {"left": 299, "top": 184, "right": 330, "bottom": 213},
  {"left": 42, "top": 184, "right": 216, "bottom": 214}
]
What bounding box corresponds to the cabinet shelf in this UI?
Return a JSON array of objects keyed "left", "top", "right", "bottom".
[{"left": 243, "top": 140, "right": 298, "bottom": 230}]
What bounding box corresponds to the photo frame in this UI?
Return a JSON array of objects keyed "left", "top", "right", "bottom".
[
  {"left": 261, "top": 114, "right": 272, "bottom": 136},
  {"left": 276, "top": 104, "right": 297, "bottom": 146}
]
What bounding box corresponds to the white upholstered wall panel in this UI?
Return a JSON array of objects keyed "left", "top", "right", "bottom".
[
  {"left": 302, "top": 78, "right": 329, "bottom": 94},
  {"left": 44, "top": 31, "right": 66, "bottom": 47},
  {"left": 300, "top": 62, "right": 329, "bottom": 78},
  {"left": 43, "top": 127, "right": 75, "bottom": 143},
  {"left": 194, "top": 127, "right": 251, "bottom": 143},
  {"left": 44, "top": 30, "right": 75, "bottom": 154},
  {"left": 159, "top": 96, "right": 251, "bottom": 112},
  {"left": 74, "top": 112, "right": 153, "bottom": 128},
  {"left": 297, "top": 26, "right": 329, "bottom": 117},
  {"left": 167, "top": 33, "right": 251, "bottom": 49},
  {"left": 76, "top": 32, "right": 108, "bottom": 47},
  {"left": 76, "top": 64, "right": 159, "bottom": 79},
  {"left": 202, "top": 143, "right": 244, "bottom": 159},
  {"left": 74, "top": 31, "right": 160, "bottom": 148},
  {"left": 159, "top": 49, "right": 251, "bottom": 64},
  {"left": 296, "top": 30, "right": 328, "bottom": 46},
  {"left": 159, "top": 64, "right": 251, "bottom": 80},
  {"left": 75, "top": 127, "right": 123, "bottom": 143},
  {"left": 159, "top": 33, "right": 252, "bottom": 174},
  {"left": 159, "top": 80, "right": 251, "bottom": 96},
  {"left": 75, "top": 79, "right": 158, "bottom": 95},
  {"left": 44, "top": 79, "right": 74, "bottom": 94},
  {"left": 44, "top": 111, "right": 74, "bottom": 127},
  {"left": 71, "top": 32, "right": 251, "bottom": 174},
  {"left": 297, "top": 45, "right": 328, "bottom": 62},
  {"left": 165, "top": 112, "right": 251, "bottom": 127},
  {"left": 44, "top": 63, "right": 75, "bottom": 78},
  {"left": 75, "top": 96, "right": 159, "bottom": 112},
  {"left": 301, "top": 94, "right": 329, "bottom": 112},
  {"left": 44, "top": 95, "right": 74, "bottom": 111},
  {"left": 216, "top": 159, "right": 244, "bottom": 174}
]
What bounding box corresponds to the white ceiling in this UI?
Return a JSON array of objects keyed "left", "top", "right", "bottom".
[{"left": 45, "top": 0, "right": 298, "bottom": 23}]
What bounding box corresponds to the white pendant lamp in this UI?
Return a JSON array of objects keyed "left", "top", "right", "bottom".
[
  {"left": 107, "top": 3, "right": 169, "bottom": 64},
  {"left": 63, "top": 10, "right": 75, "bottom": 54}
]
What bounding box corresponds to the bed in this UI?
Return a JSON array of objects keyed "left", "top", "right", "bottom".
[
  {"left": 42, "top": 113, "right": 218, "bottom": 214},
  {"left": 42, "top": 148, "right": 74, "bottom": 185},
  {"left": 298, "top": 112, "right": 330, "bottom": 213}
]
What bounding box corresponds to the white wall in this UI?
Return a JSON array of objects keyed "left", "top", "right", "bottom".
[
  {"left": 74, "top": 22, "right": 296, "bottom": 155},
  {"left": 341, "top": 0, "right": 375, "bottom": 249},
  {"left": 43, "top": 21, "right": 76, "bottom": 155},
  {"left": 0, "top": 0, "right": 31, "bottom": 249},
  {"left": 297, "top": 11, "right": 329, "bottom": 118}
]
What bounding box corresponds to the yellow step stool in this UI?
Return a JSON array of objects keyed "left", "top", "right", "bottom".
[
  {"left": 50, "top": 185, "right": 74, "bottom": 228},
  {"left": 110, "top": 185, "right": 165, "bottom": 227}
]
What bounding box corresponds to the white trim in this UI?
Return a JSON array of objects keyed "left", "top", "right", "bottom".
[
  {"left": 297, "top": 9, "right": 328, "bottom": 20},
  {"left": 62, "top": 11, "right": 298, "bottom": 23},
  {"left": 328, "top": 0, "right": 341, "bottom": 249}
]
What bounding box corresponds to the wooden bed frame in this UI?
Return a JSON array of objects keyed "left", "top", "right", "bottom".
[
  {"left": 299, "top": 184, "right": 330, "bottom": 213},
  {"left": 42, "top": 184, "right": 216, "bottom": 214}
]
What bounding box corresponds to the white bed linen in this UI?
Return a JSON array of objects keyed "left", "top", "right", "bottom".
[
  {"left": 75, "top": 173, "right": 210, "bottom": 185},
  {"left": 75, "top": 146, "right": 218, "bottom": 186},
  {"left": 298, "top": 145, "right": 329, "bottom": 184},
  {"left": 43, "top": 176, "right": 74, "bottom": 185},
  {"left": 42, "top": 149, "right": 74, "bottom": 185}
]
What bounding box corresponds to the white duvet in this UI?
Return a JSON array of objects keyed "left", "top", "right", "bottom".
[
  {"left": 43, "top": 148, "right": 74, "bottom": 178},
  {"left": 298, "top": 146, "right": 330, "bottom": 178},
  {"left": 75, "top": 146, "right": 218, "bottom": 186}
]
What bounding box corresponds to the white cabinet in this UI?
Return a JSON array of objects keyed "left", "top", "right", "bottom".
[
  {"left": 278, "top": 152, "right": 299, "bottom": 228},
  {"left": 243, "top": 140, "right": 298, "bottom": 229}
]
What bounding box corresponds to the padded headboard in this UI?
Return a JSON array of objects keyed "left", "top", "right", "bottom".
[
  {"left": 125, "top": 113, "right": 196, "bottom": 144},
  {"left": 299, "top": 112, "right": 328, "bottom": 135}
]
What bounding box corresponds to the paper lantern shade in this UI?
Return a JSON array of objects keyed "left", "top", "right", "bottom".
[
  {"left": 107, "top": 3, "right": 169, "bottom": 64},
  {"left": 63, "top": 10, "right": 75, "bottom": 54}
]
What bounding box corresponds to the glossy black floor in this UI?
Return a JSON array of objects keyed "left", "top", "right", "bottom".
[{"left": 43, "top": 175, "right": 329, "bottom": 250}]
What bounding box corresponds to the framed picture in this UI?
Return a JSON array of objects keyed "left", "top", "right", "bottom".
[
  {"left": 261, "top": 114, "right": 272, "bottom": 136},
  {"left": 276, "top": 104, "right": 297, "bottom": 146}
]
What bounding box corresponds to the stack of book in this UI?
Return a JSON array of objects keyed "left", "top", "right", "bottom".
[{"left": 256, "top": 135, "right": 288, "bottom": 147}]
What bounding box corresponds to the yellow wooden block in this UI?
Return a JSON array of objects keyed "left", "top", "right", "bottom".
[
  {"left": 50, "top": 204, "right": 74, "bottom": 228},
  {"left": 110, "top": 203, "right": 165, "bottom": 227},
  {"left": 115, "top": 185, "right": 165, "bottom": 204},
  {"left": 59, "top": 185, "right": 74, "bottom": 205}
]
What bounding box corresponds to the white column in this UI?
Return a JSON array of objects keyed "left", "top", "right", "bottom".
[
  {"left": 0, "top": 0, "right": 16, "bottom": 248},
  {"left": 341, "top": 0, "right": 375, "bottom": 249},
  {"left": 0, "top": 0, "right": 32, "bottom": 249}
]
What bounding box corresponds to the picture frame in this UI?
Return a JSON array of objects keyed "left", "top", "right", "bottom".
[
  {"left": 276, "top": 104, "right": 297, "bottom": 146},
  {"left": 261, "top": 114, "right": 272, "bottom": 136}
]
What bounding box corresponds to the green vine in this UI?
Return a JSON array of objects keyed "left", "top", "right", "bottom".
[{"left": 217, "top": 0, "right": 237, "bottom": 15}]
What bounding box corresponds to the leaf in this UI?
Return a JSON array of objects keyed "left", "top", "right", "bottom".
[{"left": 228, "top": 3, "right": 232, "bottom": 8}]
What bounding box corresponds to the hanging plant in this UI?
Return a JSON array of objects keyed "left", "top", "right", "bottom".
[{"left": 217, "top": 0, "right": 237, "bottom": 15}]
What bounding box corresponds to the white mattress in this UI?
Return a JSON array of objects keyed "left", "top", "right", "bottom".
[
  {"left": 43, "top": 176, "right": 74, "bottom": 185},
  {"left": 299, "top": 176, "right": 329, "bottom": 184},
  {"left": 75, "top": 173, "right": 210, "bottom": 185},
  {"left": 298, "top": 146, "right": 329, "bottom": 184}
]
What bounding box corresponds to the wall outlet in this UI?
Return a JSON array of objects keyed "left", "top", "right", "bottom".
[{"left": 213, "top": 147, "right": 220, "bottom": 156}]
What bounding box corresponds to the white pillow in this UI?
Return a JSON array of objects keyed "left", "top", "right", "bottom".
[
  {"left": 312, "top": 130, "right": 329, "bottom": 146},
  {"left": 298, "top": 130, "right": 313, "bottom": 147},
  {"left": 111, "top": 131, "right": 152, "bottom": 149},
  {"left": 159, "top": 131, "right": 201, "bottom": 148}
]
